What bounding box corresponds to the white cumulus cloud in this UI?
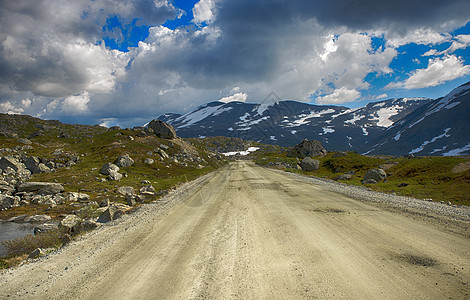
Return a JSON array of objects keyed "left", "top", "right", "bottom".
[
  {"left": 218, "top": 92, "right": 248, "bottom": 103},
  {"left": 316, "top": 87, "right": 361, "bottom": 105}
]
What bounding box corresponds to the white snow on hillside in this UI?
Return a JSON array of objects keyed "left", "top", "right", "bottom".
[
  {"left": 443, "top": 142, "right": 470, "bottom": 156},
  {"left": 223, "top": 147, "right": 260, "bottom": 156},
  {"left": 373, "top": 106, "right": 402, "bottom": 127},
  {"left": 283, "top": 109, "right": 335, "bottom": 127},
  {"left": 176, "top": 104, "right": 226, "bottom": 128},
  {"left": 409, "top": 128, "right": 451, "bottom": 154}
]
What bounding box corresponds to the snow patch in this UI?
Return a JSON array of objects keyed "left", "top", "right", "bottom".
[
  {"left": 394, "top": 132, "right": 401, "bottom": 141},
  {"left": 374, "top": 106, "right": 402, "bottom": 127},
  {"left": 443, "top": 142, "right": 470, "bottom": 156},
  {"left": 318, "top": 127, "right": 335, "bottom": 135},
  {"left": 362, "top": 127, "right": 369, "bottom": 136},
  {"left": 291, "top": 130, "right": 297, "bottom": 134},
  {"left": 409, "top": 128, "right": 451, "bottom": 154},
  {"left": 284, "top": 109, "right": 335, "bottom": 127},
  {"left": 177, "top": 104, "right": 225, "bottom": 128},
  {"left": 345, "top": 113, "right": 364, "bottom": 125},
  {"left": 223, "top": 147, "right": 260, "bottom": 156},
  {"left": 228, "top": 127, "right": 233, "bottom": 131},
  {"left": 270, "top": 136, "right": 277, "bottom": 141}
]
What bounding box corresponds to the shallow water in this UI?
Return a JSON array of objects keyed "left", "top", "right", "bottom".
[{"left": 0, "top": 222, "right": 34, "bottom": 256}]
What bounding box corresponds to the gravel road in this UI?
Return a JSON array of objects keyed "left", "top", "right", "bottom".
[{"left": 1, "top": 161, "right": 469, "bottom": 299}]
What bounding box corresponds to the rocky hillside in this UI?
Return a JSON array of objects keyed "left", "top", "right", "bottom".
[{"left": 0, "top": 114, "right": 225, "bottom": 264}]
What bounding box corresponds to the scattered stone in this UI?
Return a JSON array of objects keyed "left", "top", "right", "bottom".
[
  {"left": 81, "top": 220, "right": 99, "bottom": 231},
  {"left": 158, "top": 149, "right": 170, "bottom": 159},
  {"left": 144, "top": 158, "right": 154, "bottom": 165},
  {"left": 24, "top": 214, "right": 52, "bottom": 223},
  {"left": 17, "top": 138, "right": 32, "bottom": 145},
  {"left": 99, "top": 163, "right": 119, "bottom": 175},
  {"left": 126, "top": 195, "right": 136, "bottom": 206},
  {"left": 287, "top": 139, "right": 327, "bottom": 158},
  {"left": 108, "top": 172, "right": 123, "bottom": 181},
  {"left": 300, "top": 157, "right": 320, "bottom": 171},
  {"left": 58, "top": 132, "right": 70, "bottom": 138},
  {"left": 99, "top": 199, "right": 110, "bottom": 207},
  {"left": 28, "top": 248, "right": 45, "bottom": 259},
  {"left": 34, "top": 223, "right": 58, "bottom": 235},
  {"left": 362, "top": 179, "right": 378, "bottom": 184},
  {"left": 363, "top": 168, "right": 387, "bottom": 182},
  {"left": 97, "top": 203, "right": 128, "bottom": 223},
  {"left": 452, "top": 161, "right": 470, "bottom": 173},
  {"left": 337, "top": 174, "right": 352, "bottom": 180},
  {"left": 0, "top": 157, "right": 24, "bottom": 172},
  {"left": 398, "top": 182, "right": 409, "bottom": 187},
  {"left": 140, "top": 180, "right": 150, "bottom": 184},
  {"left": 379, "top": 162, "right": 398, "bottom": 171},
  {"left": 135, "top": 194, "right": 146, "bottom": 203},
  {"left": 59, "top": 215, "right": 82, "bottom": 234},
  {"left": 7, "top": 215, "right": 29, "bottom": 223},
  {"left": 67, "top": 192, "right": 90, "bottom": 202},
  {"left": 332, "top": 151, "right": 348, "bottom": 158},
  {"left": 140, "top": 185, "right": 156, "bottom": 195},
  {"left": 117, "top": 186, "right": 135, "bottom": 196},
  {"left": 18, "top": 182, "right": 64, "bottom": 194},
  {"left": 146, "top": 119, "right": 177, "bottom": 139},
  {"left": 159, "top": 144, "right": 169, "bottom": 150},
  {"left": 114, "top": 154, "right": 134, "bottom": 168}
]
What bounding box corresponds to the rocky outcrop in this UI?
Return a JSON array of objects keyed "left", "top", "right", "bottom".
[
  {"left": 363, "top": 168, "right": 387, "bottom": 183},
  {"left": 300, "top": 157, "right": 320, "bottom": 171},
  {"left": 114, "top": 154, "right": 134, "bottom": 168},
  {"left": 146, "top": 119, "right": 177, "bottom": 139},
  {"left": 288, "top": 139, "right": 327, "bottom": 158},
  {"left": 99, "top": 163, "right": 119, "bottom": 175},
  {"left": 59, "top": 215, "right": 82, "bottom": 234},
  {"left": 18, "top": 182, "right": 64, "bottom": 194}
]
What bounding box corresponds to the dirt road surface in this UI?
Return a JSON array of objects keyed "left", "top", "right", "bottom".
[{"left": 1, "top": 161, "right": 469, "bottom": 299}]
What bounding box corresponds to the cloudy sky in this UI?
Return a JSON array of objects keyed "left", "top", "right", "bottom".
[{"left": 1, "top": 0, "right": 469, "bottom": 127}]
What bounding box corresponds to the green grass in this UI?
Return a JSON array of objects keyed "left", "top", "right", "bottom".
[{"left": 255, "top": 151, "right": 470, "bottom": 206}]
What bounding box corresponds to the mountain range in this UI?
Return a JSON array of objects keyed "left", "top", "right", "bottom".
[{"left": 158, "top": 82, "right": 470, "bottom": 156}]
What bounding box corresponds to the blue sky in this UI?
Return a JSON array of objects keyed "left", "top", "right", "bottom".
[{"left": 0, "top": 0, "right": 469, "bottom": 127}]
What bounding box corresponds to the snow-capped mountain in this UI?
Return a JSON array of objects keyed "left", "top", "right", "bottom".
[
  {"left": 361, "top": 82, "right": 470, "bottom": 156},
  {"left": 158, "top": 96, "right": 431, "bottom": 151}
]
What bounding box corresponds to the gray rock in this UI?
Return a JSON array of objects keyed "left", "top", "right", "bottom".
[
  {"left": 31, "top": 195, "right": 56, "bottom": 206},
  {"left": 17, "top": 138, "right": 32, "bottom": 145},
  {"left": 140, "top": 185, "right": 156, "bottom": 195},
  {"left": 34, "top": 223, "right": 58, "bottom": 235},
  {"left": 126, "top": 195, "right": 136, "bottom": 206},
  {"left": 144, "top": 158, "right": 154, "bottom": 165},
  {"left": 59, "top": 215, "right": 82, "bottom": 233},
  {"left": 67, "top": 192, "right": 90, "bottom": 202},
  {"left": 146, "top": 119, "right": 177, "bottom": 139},
  {"left": 0, "top": 157, "right": 24, "bottom": 172},
  {"left": 332, "top": 151, "right": 348, "bottom": 158},
  {"left": 81, "top": 219, "right": 99, "bottom": 231},
  {"left": 97, "top": 203, "right": 128, "bottom": 223},
  {"left": 7, "top": 215, "right": 28, "bottom": 223},
  {"left": 0, "top": 194, "right": 17, "bottom": 210},
  {"left": 25, "top": 156, "right": 41, "bottom": 173},
  {"left": 18, "top": 182, "right": 64, "bottom": 194},
  {"left": 117, "top": 186, "right": 135, "bottom": 196},
  {"left": 362, "top": 179, "right": 378, "bottom": 184},
  {"left": 108, "top": 171, "right": 123, "bottom": 181},
  {"left": 158, "top": 149, "right": 169, "bottom": 159},
  {"left": 114, "top": 154, "right": 134, "bottom": 168},
  {"left": 24, "top": 214, "right": 52, "bottom": 223},
  {"left": 337, "top": 174, "right": 352, "bottom": 180},
  {"left": 0, "top": 184, "right": 15, "bottom": 195},
  {"left": 288, "top": 139, "right": 327, "bottom": 158},
  {"left": 300, "top": 157, "right": 320, "bottom": 171},
  {"left": 135, "top": 194, "right": 146, "bottom": 203},
  {"left": 363, "top": 168, "right": 387, "bottom": 182},
  {"left": 100, "top": 163, "right": 119, "bottom": 175},
  {"left": 28, "top": 248, "right": 45, "bottom": 259},
  {"left": 99, "top": 198, "right": 110, "bottom": 207}
]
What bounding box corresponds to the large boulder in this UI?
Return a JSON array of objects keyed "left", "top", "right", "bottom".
[
  {"left": 140, "top": 185, "right": 156, "bottom": 195},
  {"left": 300, "top": 157, "right": 320, "bottom": 171},
  {"left": 146, "top": 119, "right": 177, "bottom": 139},
  {"left": 0, "top": 195, "right": 18, "bottom": 210},
  {"left": 114, "top": 154, "right": 134, "bottom": 168},
  {"left": 59, "top": 215, "right": 82, "bottom": 234},
  {"left": 0, "top": 157, "right": 24, "bottom": 172},
  {"left": 117, "top": 186, "right": 135, "bottom": 196},
  {"left": 97, "top": 203, "right": 128, "bottom": 223},
  {"left": 363, "top": 168, "right": 387, "bottom": 183},
  {"left": 18, "top": 182, "right": 64, "bottom": 194},
  {"left": 24, "top": 214, "right": 52, "bottom": 223},
  {"left": 288, "top": 139, "right": 327, "bottom": 158},
  {"left": 34, "top": 223, "right": 58, "bottom": 235},
  {"left": 100, "top": 163, "right": 119, "bottom": 175}
]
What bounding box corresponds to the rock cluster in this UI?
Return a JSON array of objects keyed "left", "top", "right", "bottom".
[{"left": 287, "top": 139, "right": 327, "bottom": 158}]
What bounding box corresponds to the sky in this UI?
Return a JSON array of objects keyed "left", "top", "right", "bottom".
[{"left": 0, "top": 0, "right": 469, "bottom": 128}]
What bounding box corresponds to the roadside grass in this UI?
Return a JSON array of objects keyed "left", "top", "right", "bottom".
[
  {"left": 254, "top": 151, "right": 470, "bottom": 206},
  {"left": 0, "top": 231, "right": 63, "bottom": 269}
]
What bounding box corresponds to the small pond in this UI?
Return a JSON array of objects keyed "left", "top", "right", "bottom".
[{"left": 0, "top": 222, "right": 35, "bottom": 256}]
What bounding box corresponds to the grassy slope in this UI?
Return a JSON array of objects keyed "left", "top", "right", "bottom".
[{"left": 253, "top": 151, "right": 470, "bottom": 206}]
